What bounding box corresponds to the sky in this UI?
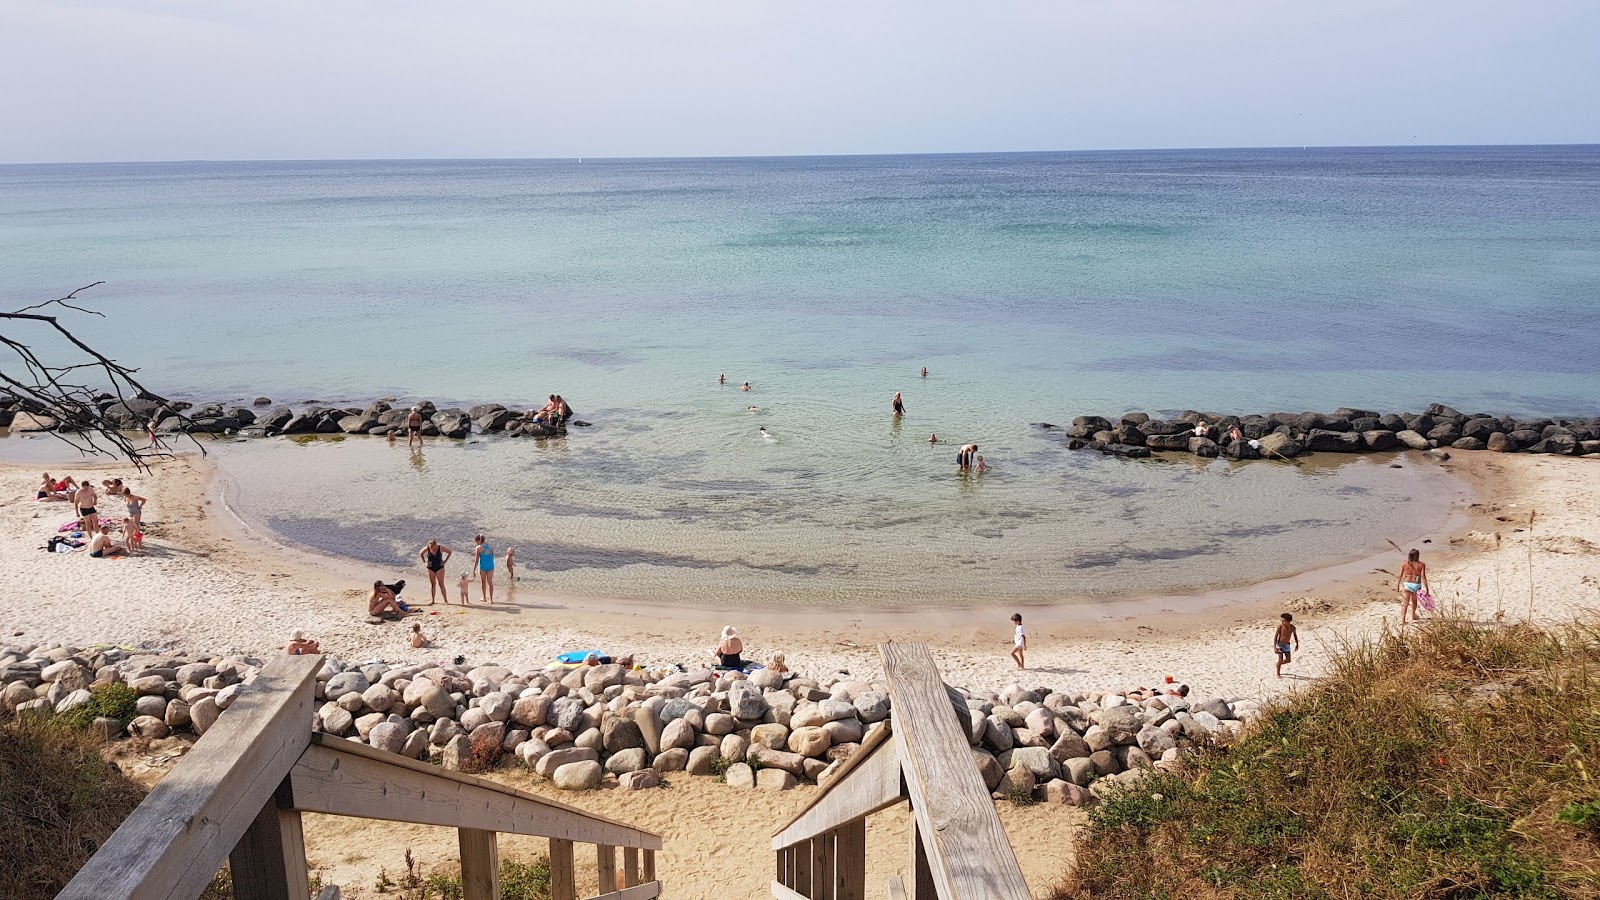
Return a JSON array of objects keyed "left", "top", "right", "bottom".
[{"left": 1, "top": 0, "right": 1597, "bottom": 163}]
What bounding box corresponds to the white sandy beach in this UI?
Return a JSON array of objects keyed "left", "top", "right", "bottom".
[{"left": 7, "top": 449, "right": 1598, "bottom": 897}]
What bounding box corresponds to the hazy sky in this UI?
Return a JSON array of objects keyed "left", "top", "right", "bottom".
[{"left": 3, "top": 0, "right": 1596, "bottom": 163}]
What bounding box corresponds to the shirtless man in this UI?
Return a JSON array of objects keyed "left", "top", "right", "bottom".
[
  {"left": 73, "top": 480, "right": 100, "bottom": 536},
  {"left": 1274, "top": 613, "right": 1299, "bottom": 678},
  {"left": 957, "top": 443, "right": 978, "bottom": 472},
  {"left": 85, "top": 532, "right": 126, "bottom": 558},
  {"left": 406, "top": 407, "right": 425, "bottom": 448}
]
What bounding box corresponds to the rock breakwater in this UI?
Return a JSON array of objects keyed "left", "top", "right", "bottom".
[
  {"left": 0, "top": 393, "right": 586, "bottom": 440},
  {"left": 1, "top": 642, "right": 1260, "bottom": 807},
  {"left": 1054, "top": 403, "right": 1600, "bottom": 461}
]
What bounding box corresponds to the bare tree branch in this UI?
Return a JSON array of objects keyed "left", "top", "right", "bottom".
[{"left": 1, "top": 283, "right": 202, "bottom": 470}]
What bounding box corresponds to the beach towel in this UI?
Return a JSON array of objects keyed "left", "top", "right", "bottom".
[
  {"left": 556, "top": 649, "right": 607, "bottom": 665},
  {"left": 1419, "top": 590, "right": 1436, "bottom": 612}
]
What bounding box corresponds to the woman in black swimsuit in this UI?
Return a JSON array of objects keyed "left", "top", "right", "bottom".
[
  {"left": 715, "top": 625, "right": 746, "bottom": 669},
  {"left": 419, "top": 539, "right": 453, "bottom": 604}
]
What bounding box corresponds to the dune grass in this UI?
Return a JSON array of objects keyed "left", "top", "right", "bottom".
[
  {"left": 1055, "top": 618, "right": 1600, "bottom": 899},
  {"left": 0, "top": 715, "right": 146, "bottom": 900}
]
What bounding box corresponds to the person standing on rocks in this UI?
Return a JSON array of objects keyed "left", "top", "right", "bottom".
[
  {"left": 1010, "top": 613, "right": 1027, "bottom": 669},
  {"left": 419, "top": 539, "right": 453, "bottom": 604},
  {"left": 73, "top": 480, "right": 100, "bottom": 536},
  {"left": 1397, "top": 549, "right": 1431, "bottom": 625},
  {"left": 1275, "top": 613, "right": 1299, "bottom": 678},
  {"left": 405, "top": 407, "right": 425, "bottom": 448},
  {"left": 474, "top": 534, "right": 496, "bottom": 604}
]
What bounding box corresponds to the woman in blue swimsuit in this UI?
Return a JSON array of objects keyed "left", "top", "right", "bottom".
[{"left": 474, "top": 534, "right": 496, "bottom": 604}]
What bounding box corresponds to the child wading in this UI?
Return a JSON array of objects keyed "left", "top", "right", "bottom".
[
  {"left": 1010, "top": 613, "right": 1027, "bottom": 669},
  {"left": 1275, "top": 613, "right": 1299, "bottom": 678}
]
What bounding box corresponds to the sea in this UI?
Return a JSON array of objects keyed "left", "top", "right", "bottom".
[{"left": 2, "top": 146, "right": 1596, "bottom": 608}]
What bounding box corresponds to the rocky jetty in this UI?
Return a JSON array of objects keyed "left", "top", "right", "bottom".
[
  {"left": 0, "top": 393, "right": 584, "bottom": 440},
  {"left": 1, "top": 642, "right": 1259, "bottom": 806},
  {"left": 1054, "top": 403, "right": 1600, "bottom": 461}
]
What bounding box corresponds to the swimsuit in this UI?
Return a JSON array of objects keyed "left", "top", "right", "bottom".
[
  {"left": 1402, "top": 582, "right": 1422, "bottom": 593},
  {"left": 425, "top": 549, "right": 446, "bottom": 572},
  {"left": 127, "top": 500, "right": 142, "bottom": 516},
  {"left": 478, "top": 546, "right": 495, "bottom": 572},
  {"left": 78, "top": 506, "right": 97, "bottom": 516},
  {"left": 1275, "top": 641, "right": 1292, "bottom": 655},
  {"left": 717, "top": 652, "right": 746, "bottom": 669},
  {"left": 89, "top": 550, "right": 104, "bottom": 558}
]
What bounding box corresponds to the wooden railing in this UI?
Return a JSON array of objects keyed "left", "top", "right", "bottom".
[
  {"left": 57, "top": 655, "right": 663, "bottom": 900},
  {"left": 771, "top": 643, "right": 1029, "bottom": 900}
]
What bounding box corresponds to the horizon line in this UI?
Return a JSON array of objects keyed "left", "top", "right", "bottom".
[{"left": 4, "top": 141, "right": 1597, "bottom": 168}]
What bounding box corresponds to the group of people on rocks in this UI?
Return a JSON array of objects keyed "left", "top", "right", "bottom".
[
  {"left": 530, "top": 395, "right": 573, "bottom": 427},
  {"left": 36, "top": 472, "right": 146, "bottom": 558}
]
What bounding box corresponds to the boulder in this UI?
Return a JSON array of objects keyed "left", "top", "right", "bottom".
[
  {"left": 1452, "top": 437, "right": 1486, "bottom": 451},
  {"left": 788, "top": 726, "right": 831, "bottom": 757},
  {"left": 1305, "top": 429, "right": 1362, "bottom": 452},
  {"left": 727, "top": 682, "right": 768, "bottom": 720},
  {"left": 605, "top": 748, "right": 649, "bottom": 775},
  {"left": 189, "top": 696, "right": 221, "bottom": 735},
  {"left": 1487, "top": 432, "right": 1517, "bottom": 453},
  {"left": 1063, "top": 756, "right": 1095, "bottom": 787},
  {"left": 602, "top": 716, "right": 647, "bottom": 753},
  {"left": 747, "top": 744, "right": 807, "bottom": 776},
  {"left": 853, "top": 692, "right": 890, "bottom": 723},
  {"left": 1361, "top": 430, "right": 1399, "bottom": 451},
  {"left": 369, "top": 721, "right": 409, "bottom": 755},
  {"left": 686, "top": 746, "right": 721, "bottom": 776},
  {"left": 552, "top": 760, "right": 603, "bottom": 790},
  {"left": 721, "top": 733, "right": 750, "bottom": 762},
  {"left": 1048, "top": 731, "right": 1091, "bottom": 762},
  {"left": 619, "top": 769, "right": 662, "bottom": 790},
  {"left": 479, "top": 692, "right": 514, "bottom": 722},
  {"left": 1000, "top": 746, "right": 1057, "bottom": 780},
  {"left": 1144, "top": 433, "right": 1190, "bottom": 451},
  {"left": 751, "top": 723, "right": 790, "bottom": 750},
  {"left": 757, "top": 768, "right": 798, "bottom": 791},
  {"left": 653, "top": 747, "right": 689, "bottom": 772},
  {"left": 511, "top": 696, "right": 550, "bottom": 727},
  {"left": 1187, "top": 437, "right": 1219, "bottom": 458},
  {"left": 534, "top": 746, "right": 600, "bottom": 778},
  {"left": 660, "top": 718, "right": 696, "bottom": 751},
  {"left": 469, "top": 722, "right": 506, "bottom": 760},
  {"left": 724, "top": 762, "right": 756, "bottom": 789},
  {"left": 1395, "top": 429, "right": 1430, "bottom": 450},
  {"left": 1529, "top": 434, "right": 1578, "bottom": 455},
  {"left": 127, "top": 715, "right": 170, "bottom": 739},
  {"left": 1427, "top": 422, "right": 1462, "bottom": 445}
]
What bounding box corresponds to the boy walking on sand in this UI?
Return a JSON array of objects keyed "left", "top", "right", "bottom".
[
  {"left": 1275, "top": 613, "right": 1299, "bottom": 678},
  {"left": 1010, "top": 613, "right": 1027, "bottom": 669}
]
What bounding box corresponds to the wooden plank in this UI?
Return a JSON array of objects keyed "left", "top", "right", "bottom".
[
  {"left": 910, "top": 820, "right": 935, "bottom": 900},
  {"left": 597, "top": 843, "right": 618, "bottom": 895},
  {"left": 833, "top": 819, "right": 866, "bottom": 900},
  {"left": 793, "top": 837, "right": 813, "bottom": 896},
  {"left": 771, "top": 736, "right": 903, "bottom": 848},
  {"left": 230, "top": 800, "right": 311, "bottom": 900},
  {"left": 642, "top": 848, "right": 656, "bottom": 883},
  {"left": 772, "top": 721, "right": 894, "bottom": 839},
  {"left": 882, "top": 642, "right": 1030, "bottom": 899},
  {"left": 458, "top": 828, "right": 499, "bottom": 900},
  {"left": 771, "top": 882, "right": 808, "bottom": 900},
  {"left": 885, "top": 875, "right": 907, "bottom": 900},
  {"left": 623, "top": 846, "right": 639, "bottom": 887},
  {"left": 811, "top": 832, "right": 834, "bottom": 900},
  {"left": 583, "top": 884, "right": 660, "bottom": 900},
  {"left": 287, "top": 738, "right": 662, "bottom": 849},
  {"left": 550, "top": 838, "right": 577, "bottom": 900},
  {"left": 58, "top": 655, "right": 323, "bottom": 900}
]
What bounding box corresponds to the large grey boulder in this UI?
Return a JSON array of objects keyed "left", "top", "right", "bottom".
[{"left": 552, "top": 760, "right": 603, "bottom": 790}]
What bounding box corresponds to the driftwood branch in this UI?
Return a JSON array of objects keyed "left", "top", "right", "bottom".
[{"left": 2, "top": 283, "right": 200, "bottom": 470}]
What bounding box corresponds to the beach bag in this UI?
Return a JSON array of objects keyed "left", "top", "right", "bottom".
[{"left": 1418, "top": 590, "right": 1436, "bottom": 612}]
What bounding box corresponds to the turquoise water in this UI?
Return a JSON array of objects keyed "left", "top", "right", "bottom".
[{"left": 0, "top": 147, "right": 1593, "bottom": 606}]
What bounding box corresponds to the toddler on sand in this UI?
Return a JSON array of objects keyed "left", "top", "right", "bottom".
[{"left": 457, "top": 571, "right": 471, "bottom": 604}]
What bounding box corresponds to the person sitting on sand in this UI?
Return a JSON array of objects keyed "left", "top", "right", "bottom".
[
  {"left": 38, "top": 473, "right": 74, "bottom": 501},
  {"left": 409, "top": 623, "right": 433, "bottom": 648},
  {"left": 286, "top": 629, "right": 321, "bottom": 656},
  {"left": 369, "top": 581, "right": 410, "bottom": 620},
  {"left": 85, "top": 532, "right": 126, "bottom": 558},
  {"left": 768, "top": 651, "right": 790, "bottom": 676},
  {"left": 715, "top": 626, "right": 746, "bottom": 669}
]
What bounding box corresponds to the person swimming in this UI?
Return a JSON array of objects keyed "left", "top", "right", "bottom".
[
  {"left": 760, "top": 426, "right": 776, "bottom": 442},
  {"left": 741, "top": 382, "right": 752, "bottom": 391}
]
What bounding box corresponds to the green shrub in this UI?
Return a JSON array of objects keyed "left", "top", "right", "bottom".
[
  {"left": 1054, "top": 618, "right": 1600, "bottom": 899},
  {"left": 56, "top": 682, "right": 139, "bottom": 731}
]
